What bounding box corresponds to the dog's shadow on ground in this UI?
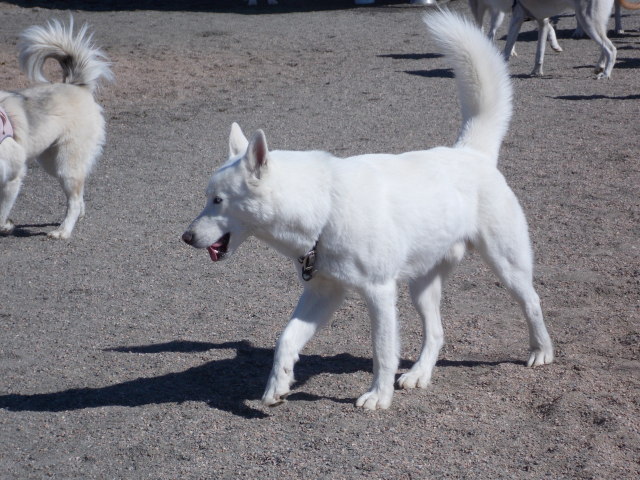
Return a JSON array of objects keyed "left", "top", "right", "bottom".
[
  {"left": 1, "top": 223, "right": 58, "bottom": 238},
  {"left": 0, "top": 340, "right": 517, "bottom": 418},
  {"left": 379, "top": 52, "right": 453, "bottom": 79}
]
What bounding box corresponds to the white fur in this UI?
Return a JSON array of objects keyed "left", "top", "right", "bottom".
[
  {"left": 0, "top": 18, "right": 112, "bottom": 239},
  {"left": 183, "top": 11, "right": 554, "bottom": 410},
  {"left": 505, "top": 0, "right": 617, "bottom": 78}
]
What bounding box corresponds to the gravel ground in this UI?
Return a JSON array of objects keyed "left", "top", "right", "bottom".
[{"left": 0, "top": 0, "right": 639, "bottom": 478}]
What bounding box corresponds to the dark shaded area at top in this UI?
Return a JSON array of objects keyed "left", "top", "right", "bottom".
[{"left": 4, "top": 0, "right": 412, "bottom": 13}]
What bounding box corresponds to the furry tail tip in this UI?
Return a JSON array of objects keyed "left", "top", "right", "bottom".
[
  {"left": 422, "top": 10, "right": 513, "bottom": 164},
  {"left": 18, "top": 17, "right": 114, "bottom": 92}
]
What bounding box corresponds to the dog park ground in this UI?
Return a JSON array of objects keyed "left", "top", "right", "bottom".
[{"left": 0, "top": 0, "right": 638, "bottom": 478}]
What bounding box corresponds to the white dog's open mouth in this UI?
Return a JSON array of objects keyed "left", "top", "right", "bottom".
[{"left": 207, "top": 233, "right": 231, "bottom": 261}]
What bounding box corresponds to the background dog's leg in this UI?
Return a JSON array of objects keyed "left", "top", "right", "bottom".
[
  {"left": 262, "top": 281, "right": 345, "bottom": 407},
  {"left": 532, "top": 19, "right": 551, "bottom": 76},
  {"left": 503, "top": 3, "right": 526, "bottom": 61},
  {"left": 475, "top": 204, "right": 554, "bottom": 367},
  {"left": 615, "top": 2, "right": 623, "bottom": 34},
  {"left": 356, "top": 282, "right": 399, "bottom": 410},
  {"left": 0, "top": 175, "right": 24, "bottom": 234},
  {"left": 48, "top": 176, "right": 85, "bottom": 239},
  {"left": 398, "top": 244, "right": 465, "bottom": 390},
  {"left": 546, "top": 20, "right": 562, "bottom": 52},
  {"left": 575, "top": 6, "right": 617, "bottom": 78},
  {"left": 488, "top": 10, "right": 505, "bottom": 43},
  {"left": 468, "top": 0, "right": 486, "bottom": 34}
]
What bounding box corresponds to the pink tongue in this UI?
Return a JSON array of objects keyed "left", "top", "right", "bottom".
[{"left": 207, "top": 245, "right": 219, "bottom": 262}]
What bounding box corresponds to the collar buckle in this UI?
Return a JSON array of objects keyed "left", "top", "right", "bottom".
[{"left": 298, "top": 242, "right": 318, "bottom": 281}]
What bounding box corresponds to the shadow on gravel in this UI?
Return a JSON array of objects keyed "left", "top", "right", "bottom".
[
  {"left": 0, "top": 340, "right": 371, "bottom": 419},
  {"left": 4, "top": 0, "right": 408, "bottom": 13},
  {"left": 0, "top": 339, "right": 518, "bottom": 417},
  {"left": 405, "top": 68, "right": 454, "bottom": 78},
  {"left": 554, "top": 93, "right": 640, "bottom": 101},
  {"left": 4, "top": 223, "right": 59, "bottom": 238},
  {"left": 378, "top": 53, "right": 443, "bottom": 60}
]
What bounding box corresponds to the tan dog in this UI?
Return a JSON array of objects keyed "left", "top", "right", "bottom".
[{"left": 0, "top": 18, "right": 112, "bottom": 239}]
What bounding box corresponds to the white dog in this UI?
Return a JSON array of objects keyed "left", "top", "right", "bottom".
[
  {"left": 182, "top": 10, "right": 554, "bottom": 410},
  {"left": 0, "top": 19, "right": 112, "bottom": 239},
  {"left": 504, "top": 0, "right": 618, "bottom": 78}
]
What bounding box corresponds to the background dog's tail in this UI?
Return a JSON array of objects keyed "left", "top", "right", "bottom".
[
  {"left": 18, "top": 17, "right": 113, "bottom": 93},
  {"left": 423, "top": 10, "right": 512, "bottom": 164}
]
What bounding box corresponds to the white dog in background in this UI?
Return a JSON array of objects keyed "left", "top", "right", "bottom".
[
  {"left": 504, "top": 0, "right": 618, "bottom": 77},
  {"left": 183, "top": 11, "right": 554, "bottom": 410},
  {"left": 0, "top": 19, "right": 112, "bottom": 239}
]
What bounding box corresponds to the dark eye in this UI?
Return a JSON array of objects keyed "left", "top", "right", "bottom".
[{"left": 213, "top": 196, "right": 223, "bottom": 204}]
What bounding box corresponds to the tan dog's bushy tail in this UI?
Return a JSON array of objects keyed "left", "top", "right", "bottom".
[
  {"left": 618, "top": 0, "right": 640, "bottom": 11},
  {"left": 18, "top": 17, "right": 113, "bottom": 93}
]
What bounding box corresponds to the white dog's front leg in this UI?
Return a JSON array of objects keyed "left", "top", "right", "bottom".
[
  {"left": 356, "top": 282, "right": 399, "bottom": 410},
  {"left": 262, "top": 282, "right": 345, "bottom": 406},
  {"left": 398, "top": 245, "right": 463, "bottom": 390}
]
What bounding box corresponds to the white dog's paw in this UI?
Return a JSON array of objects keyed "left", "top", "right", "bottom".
[
  {"left": 262, "top": 390, "right": 289, "bottom": 407},
  {"left": 47, "top": 229, "right": 71, "bottom": 240},
  {"left": 355, "top": 389, "right": 393, "bottom": 410},
  {"left": 261, "top": 374, "right": 292, "bottom": 407},
  {"left": 0, "top": 220, "right": 15, "bottom": 235},
  {"left": 527, "top": 348, "right": 554, "bottom": 367},
  {"left": 397, "top": 370, "right": 431, "bottom": 390}
]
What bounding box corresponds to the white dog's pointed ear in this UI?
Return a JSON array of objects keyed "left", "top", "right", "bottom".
[
  {"left": 244, "top": 129, "right": 269, "bottom": 179},
  {"left": 229, "top": 122, "right": 249, "bottom": 157}
]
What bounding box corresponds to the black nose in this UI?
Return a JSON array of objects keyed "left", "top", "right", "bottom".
[{"left": 182, "top": 231, "right": 194, "bottom": 245}]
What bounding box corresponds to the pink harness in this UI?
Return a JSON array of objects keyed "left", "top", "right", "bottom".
[{"left": 0, "top": 106, "right": 14, "bottom": 143}]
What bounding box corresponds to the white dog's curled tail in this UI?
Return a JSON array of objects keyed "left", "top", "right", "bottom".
[
  {"left": 18, "top": 17, "right": 113, "bottom": 93},
  {"left": 423, "top": 10, "right": 512, "bottom": 164}
]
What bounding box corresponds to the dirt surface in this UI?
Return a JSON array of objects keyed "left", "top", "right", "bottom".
[{"left": 0, "top": 0, "right": 639, "bottom": 478}]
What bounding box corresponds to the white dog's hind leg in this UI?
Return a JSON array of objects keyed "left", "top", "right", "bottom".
[
  {"left": 398, "top": 245, "right": 464, "bottom": 390},
  {"left": 356, "top": 282, "right": 399, "bottom": 410},
  {"left": 262, "top": 281, "right": 345, "bottom": 406},
  {"left": 48, "top": 176, "right": 85, "bottom": 239},
  {"left": 475, "top": 200, "right": 554, "bottom": 366}
]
